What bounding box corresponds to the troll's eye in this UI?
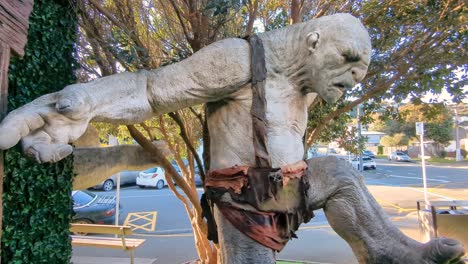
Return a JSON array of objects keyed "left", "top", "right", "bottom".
[{"left": 342, "top": 52, "right": 361, "bottom": 63}]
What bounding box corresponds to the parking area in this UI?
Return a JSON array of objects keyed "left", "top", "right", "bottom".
[{"left": 124, "top": 211, "right": 158, "bottom": 232}]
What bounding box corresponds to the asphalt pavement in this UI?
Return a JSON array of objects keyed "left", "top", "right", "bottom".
[{"left": 72, "top": 158, "right": 468, "bottom": 264}]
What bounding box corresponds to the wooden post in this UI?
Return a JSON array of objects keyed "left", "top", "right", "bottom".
[
  {"left": 0, "top": 43, "right": 11, "bottom": 256},
  {"left": 0, "top": 1, "right": 34, "bottom": 261}
]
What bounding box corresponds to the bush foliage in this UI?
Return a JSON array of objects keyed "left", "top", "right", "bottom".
[
  {"left": 2, "top": 0, "right": 77, "bottom": 263},
  {"left": 2, "top": 148, "right": 74, "bottom": 263}
]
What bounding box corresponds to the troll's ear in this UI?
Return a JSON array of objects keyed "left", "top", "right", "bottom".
[{"left": 306, "top": 32, "right": 320, "bottom": 53}]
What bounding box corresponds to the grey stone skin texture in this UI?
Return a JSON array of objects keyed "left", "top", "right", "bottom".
[{"left": 0, "top": 13, "right": 464, "bottom": 264}]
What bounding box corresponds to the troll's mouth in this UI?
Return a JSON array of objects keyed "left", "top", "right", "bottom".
[
  {"left": 321, "top": 84, "right": 344, "bottom": 104},
  {"left": 333, "top": 83, "right": 346, "bottom": 91}
]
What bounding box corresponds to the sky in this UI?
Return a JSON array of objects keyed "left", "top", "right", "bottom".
[{"left": 421, "top": 87, "right": 468, "bottom": 105}]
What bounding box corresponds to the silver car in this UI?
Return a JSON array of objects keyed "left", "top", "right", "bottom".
[
  {"left": 388, "top": 151, "right": 412, "bottom": 162},
  {"left": 92, "top": 171, "right": 140, "bottom": 191}
]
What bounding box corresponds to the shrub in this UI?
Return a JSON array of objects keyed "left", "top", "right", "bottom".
[
  {"left": 439, "top": 150, "right": 447, "bottom": 158},
  {"left": 377, "top": 145, "right": 384, "bottom": 155},
  {"left": 461, "top": 149, "right": 467, "bottom": 159}
]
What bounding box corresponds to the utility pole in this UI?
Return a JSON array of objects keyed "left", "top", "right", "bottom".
[
  {"left": 455, "top": 107, "right": 462, "bottom": 162},
  {"left": 416, "top": 122, "right": 429, "bottom": 207},
  {"left": 357, "top": 105, "right": 363, "bottom": 172},
  {"left": 448, "top": 103, "right": 465, "bottom": 162}
]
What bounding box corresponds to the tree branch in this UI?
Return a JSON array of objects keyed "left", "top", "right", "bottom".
[
  {"left": 246, "top": 0, "right": 259, "bottom": 35},
  {"left": 189, "top": 106, "right": 204, "bottom": 129},
  {"left": 168, "top": 0, "right": 192, "bottom": 44},
  {"left": 168, "top": 111, "right": 206, "bottom": 180},
  {"left": 88, "top": 0, "right": 146, "bottom": 53},
  {"left": 139, "top": 122, "right": 154, "bottom": 140}
]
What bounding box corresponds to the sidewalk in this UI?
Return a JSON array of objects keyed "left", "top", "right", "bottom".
[
  {"left": 71, "top": 256, "right": 157, "bottom": 264},
  {"left": 416, "top": 160, "right": 468, "bottom": 169},
  {"left": 71, "top": 214, "right": 424, "bottom": 264}
]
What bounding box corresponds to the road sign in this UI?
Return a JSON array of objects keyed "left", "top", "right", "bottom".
[{"left": 416, "top": 122, "right": 424, "bottom": 136}]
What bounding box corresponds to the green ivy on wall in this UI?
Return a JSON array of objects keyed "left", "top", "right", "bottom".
[
  {"left": 2, "top": 148, "right": 74, "bottom": 263},
  {"left": 2, "top": 0, "right": 77, "bottom": 263},
  {"left": 7, "top": 0, "right": 77, "bottom": 110}
]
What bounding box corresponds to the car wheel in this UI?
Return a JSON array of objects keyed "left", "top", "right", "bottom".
[
  {"left": 102, "top": 179, "right": 114, "bottom": 192},
  {"left": 72, "top": 218, "right": 93, "bottom": 236},
  {"left": 156, "top": 180, "right": 164, "bottom": 189}
]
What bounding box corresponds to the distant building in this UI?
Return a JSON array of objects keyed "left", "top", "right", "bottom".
[{"left": 362, "top": 131, "right": 387, "bottom": 146}]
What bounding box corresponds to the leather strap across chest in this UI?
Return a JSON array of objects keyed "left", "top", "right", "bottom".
[{"left": 248, "top": 34, "right": 272, "bottom": 168}]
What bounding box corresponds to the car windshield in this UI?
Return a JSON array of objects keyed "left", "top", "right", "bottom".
[
  {"left": 172, "top": 160, "right": 202, "bottom": 174},
  {"left": 353, "top": 157, "right": 372, "bottom": 161},
  {"left": 175, "top": 166, "right": 200, "bottom": 174},
  {"left": 397, "top": 153, "right": 405, "bottom": 155},
  {"left": 144, "top": 168, "right": 158, "bottom": 173},
  {"left": 72, "top": 191, "right": 96, "bottom": 207}
]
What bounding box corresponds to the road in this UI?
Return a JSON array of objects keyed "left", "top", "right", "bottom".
[
  {"left": 366, "top": 159, "right": 468, "bottom": 188},
  {"left": 365, "top": 159, "right": 468, "bottom": 211},
  {"left": 73, "top": 158, "right": 468, "bottom": 263}
]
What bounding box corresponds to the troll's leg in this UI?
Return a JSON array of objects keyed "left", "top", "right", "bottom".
[{"left": 305, "top": 156, "right": 464, "bottom": 264}]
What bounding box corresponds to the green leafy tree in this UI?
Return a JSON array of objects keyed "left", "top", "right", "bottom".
[
  {"left": 380, "top": 135, "right": 397, "bottom": 151},
  {"left": 338, "top": 127, "right": 368, "bottom": 155},
  {"left": 370, "top": 103, "right": 454, "bottom": 156},
  {"left": 380, "top": 133, "right": 409, "bottom": 151},
  {"left": 393, "top": 133, "right": 410, "bottom": 147},
  {"left": 73, "top": 1, "right": 253, "bottom": 261},
  {"left": 426, "top": 120, "right": 453, "bottom": 146},
  {"left": 367, "top": 113, "right": 387, "bottom": 132},
  {"left": 303, "top": 0, "right": 466, "bottom": 145},
  {"left": 380, "top": 135, "right": 395, "bottom": 148},
  {"left": 391, "top": 104, "right": 453, "bottom": 147}
]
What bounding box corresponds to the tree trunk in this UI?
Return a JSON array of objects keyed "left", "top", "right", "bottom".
[
  {"left": 246, "top": 0, "right": 259, "bottom": 35},
  {"left": 290, "top": 0, "right": 303, "bottom": 24}
]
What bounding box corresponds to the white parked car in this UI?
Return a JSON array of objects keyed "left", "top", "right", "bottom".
[
  {"left": 388, "top": 151, "right": 412, "bottom": 162},
  {"left": 136, "top": 167, "right": 167, "bottom": 189},
  {"left": 351, "top": 156, "right": 377, "bottom": 170}
]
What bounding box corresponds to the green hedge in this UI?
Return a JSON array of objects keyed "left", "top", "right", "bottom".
[
  {"left": 1, "top": 0, "right": 77, "bottom": 263},
  {"left": 2, "top": 148, "right": 74, "bottom": 263}
]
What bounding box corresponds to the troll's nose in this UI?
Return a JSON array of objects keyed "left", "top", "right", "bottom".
[{"left": 352, "top": 66, "right": 368, "bottom": 83}]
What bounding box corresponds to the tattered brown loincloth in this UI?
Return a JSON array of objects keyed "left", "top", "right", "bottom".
[{"left": 203, "top": 160, "right": 314, "bottom": 251}]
